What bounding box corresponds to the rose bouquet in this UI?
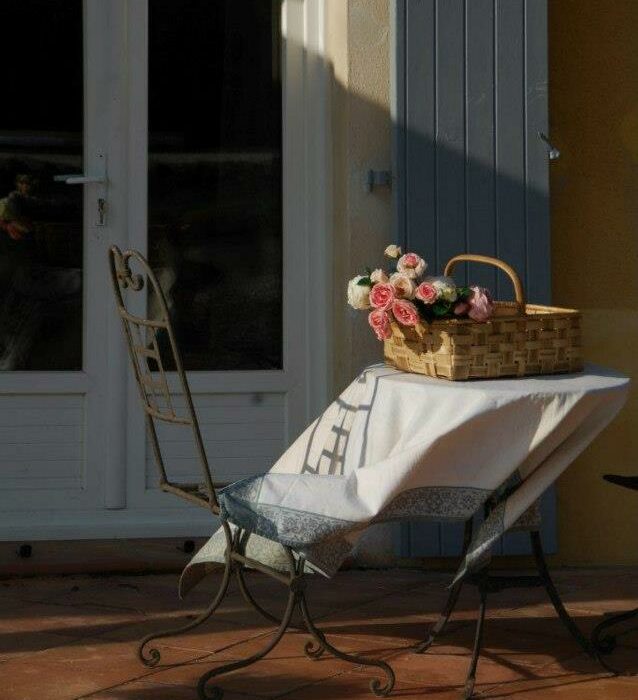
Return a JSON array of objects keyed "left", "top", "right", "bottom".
[{"left": 347, "top": 245, "right": 495, "bottom": 341}]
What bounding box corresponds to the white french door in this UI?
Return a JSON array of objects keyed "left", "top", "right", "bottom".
[{"left": 0, "top": 0, "right": 326, "bottom": 540}]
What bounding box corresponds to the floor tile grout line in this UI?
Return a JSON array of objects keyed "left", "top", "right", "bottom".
[
  {"left": 270, "top": 666, "right": 368, "bottom": 700},
  {"left": 0, "top": 630, "right": 98, "bottom": 665},
  {"left": 73, "top": 671, "right": 161, "bottom": 700}
]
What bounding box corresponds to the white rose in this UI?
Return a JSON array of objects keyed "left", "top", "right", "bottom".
[
  {"left": 389, "top": 272, "right": 416, "bottom": 300},
  {"left": 370, "top": 268, "right": 389, "bottom": 284},
  {"left": 384, "top": 244, "right": 402, "bottom": 259},
  {"left": 429, "top": 276, "right": 458, "bottom": 303},
  {"left": 347, "top": 275, "right": 372, "bottom": 309}
]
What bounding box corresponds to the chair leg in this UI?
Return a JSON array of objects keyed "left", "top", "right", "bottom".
[
  {"left": 415, "top": 578, "right": 465, "bottom": 654},
  {"left": 299, "top": 591, "right": 395, "bottom": 697},
  {"left": 235, "top": 564, "right": 283, "bottom": 625},
  {"left": 234, "top": 532, "right": 303, "bottom": 630},
  {"left": 593, "top": 607, "right": 638, "bottom": 655},
  {"left": 463, "top": 575, "right": 488, "bottom": 700},
  {"left": 138, "top": 523, "right": 234, "bottom": 667},
  {"left": 530, "top": 530, "right": 594, "bottom": 657},
  {"left": 416, "top": 518, "right": 474, "bottom": 653},
  {"left": 197, "top": 584, "right": 299, "bottom": 700}
]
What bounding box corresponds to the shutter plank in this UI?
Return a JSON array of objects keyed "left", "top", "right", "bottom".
[
  {"left": 495, "top": 0, "right": 527, "bottom": 299},
  {"left": 406, "top": 0, "right": 437, "bottom": 262},
  {"left": 466, "top": 0, "right": 497, "bottom": 290},
  {"left": 435, "top": 0, "right": 466, "bottom": 276},
  {"left": 525, "top": 0, "right": 551, "bottom": 305}
]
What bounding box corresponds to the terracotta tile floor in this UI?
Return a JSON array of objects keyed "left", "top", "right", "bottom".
[{"left": 1, "top": 568, "right": 637, "bottom": 700}]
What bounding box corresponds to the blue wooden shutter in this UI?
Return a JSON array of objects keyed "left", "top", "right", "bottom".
[{"left": 392, "top": 0, "right": 556, "bottom": 556}]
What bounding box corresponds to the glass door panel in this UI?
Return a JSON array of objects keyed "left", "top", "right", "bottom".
[
  {"left": 148, "top": 0, "right": 283, "bottom": 370},
  {"left": 0, "top": 1, "right": 83, "bottom": 371}
]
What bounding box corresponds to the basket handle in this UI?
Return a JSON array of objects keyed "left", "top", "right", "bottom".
[{"left": 443, "top": 254, "right": 526, "bottom": 312}]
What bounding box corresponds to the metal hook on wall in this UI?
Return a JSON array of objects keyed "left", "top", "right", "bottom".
[{"left": 538, "top": 132, "right": 561, "bottom": 161}]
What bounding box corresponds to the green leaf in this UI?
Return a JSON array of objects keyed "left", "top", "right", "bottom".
[
  {"left": 357, "top": 276, "right": 372, "bottom": 286},
  {"left": 457, "top": 286, "right": 471, "bottom": 300},
  {"left": 432, "top": 301, "right": 452, "bottom": 317},
  {"left": 365, "top": 266, "right": 372, "bottom": 276}
]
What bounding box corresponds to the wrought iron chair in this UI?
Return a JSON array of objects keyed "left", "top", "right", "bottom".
[
  {"left": 108, "top": 246, "right": 395, "bottom": 699},
  {"left": 415, "top": 504, "right": 601, "bottom": 699}
]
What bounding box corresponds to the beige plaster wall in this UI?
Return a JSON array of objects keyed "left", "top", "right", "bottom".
[
  {"left": 325, "top": 0, "right": 396, "bottom": 565},
  {"left": 326, "top": 0, "right": 393, "bottom": 394}
]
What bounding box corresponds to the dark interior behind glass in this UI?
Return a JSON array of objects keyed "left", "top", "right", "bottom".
[
  {"left": 0, "top": 1, "right": 83, "bottom": 371},
  {"left": 148, "top": 0, "right": 283, "bottom": 371}
]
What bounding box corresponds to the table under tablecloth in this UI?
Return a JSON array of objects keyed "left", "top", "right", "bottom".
[{"left": 180, "top": 363, "right": 629, "bottom": 596}]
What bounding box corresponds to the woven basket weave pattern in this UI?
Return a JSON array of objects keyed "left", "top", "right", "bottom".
[{"left": 383, "top": 254, "right": 583, "bottom": 381}]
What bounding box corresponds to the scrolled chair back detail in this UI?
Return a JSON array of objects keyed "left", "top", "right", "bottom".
[{"left": 108, "top": 245, "right": 219, "bottom": 511}]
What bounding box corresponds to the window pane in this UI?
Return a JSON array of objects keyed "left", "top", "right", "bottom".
[
  {"left": 0, "top": 1, "right": 83, "bottom": 371},
  {"left": 148, "top": 0, "right": 283, "bottom": 370}
]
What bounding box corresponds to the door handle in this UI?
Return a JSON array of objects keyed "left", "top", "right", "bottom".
[
  {"left": 53, "top": 152, "right": 108, "bottom": 227},
  {"left": 538, "top": 132, "right": 561, "bottom": 161},
  {"left": 54, "top": 174, "right": 105, "bottom": 185}
]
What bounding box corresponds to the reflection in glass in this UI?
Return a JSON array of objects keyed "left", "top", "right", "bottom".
[
  {"left": 0, "top": 2, "right": 83, "bottom": 371},
  {"left": 148, "top": 0, "right": 283, "bottom": 370}
]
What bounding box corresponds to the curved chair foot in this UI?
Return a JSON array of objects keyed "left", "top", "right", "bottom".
[
  {"left": 197, "top": 586, "right": 298, "bottom": 700},
  {"left": 139, "top": 539, "right": 233, "bottom": 667},
  {"left": 299, "top": 593, "right": 395, "bottom": 697},
  {"left": 304, "top": 637, "right": 326, "bottom": 660},
  {"left": 592, "top": 607, "right": 638, "bottom": 674}
]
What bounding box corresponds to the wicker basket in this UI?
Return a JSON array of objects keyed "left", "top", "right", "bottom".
[{"left": 384, "top": 254, "right": 583, "bottom": 381}]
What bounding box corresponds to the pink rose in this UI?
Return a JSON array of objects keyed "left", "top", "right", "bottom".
[
  {"left": 397, "top": 252, "right": 427, "bottom": 279},
  {"left": 415, "top": 282, "right": 438, "bottom": 304},
  {"left": 369, "top": 282, "right": 395, "bottom": 310},
  {"left": 392, "top": 299, "right": 420, "bottom": 326},
  {"left": 467, "top": 286, "right": 494, "bottom": 322},
  {"left": 453, "top": 301, "right": 470, "bottom": 316},
  {"left": 368, "top": 309, "right": 392, "bottom": 341}
]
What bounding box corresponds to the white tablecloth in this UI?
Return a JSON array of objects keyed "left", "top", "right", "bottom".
[{"left": 180, "top": 363, "right": 629, "bottom": 596}]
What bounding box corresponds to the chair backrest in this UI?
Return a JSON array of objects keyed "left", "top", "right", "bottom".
[{"left": 108, "top": 245, "right": 219, "bottom": 510}]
